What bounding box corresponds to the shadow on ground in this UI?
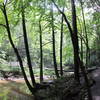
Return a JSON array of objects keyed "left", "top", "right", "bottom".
[
  {"left": 0, "top": 79, "right": 34, "bottom": 100},
  {"left": 92, "top": 68, "right": 100, "bottom": 100}
]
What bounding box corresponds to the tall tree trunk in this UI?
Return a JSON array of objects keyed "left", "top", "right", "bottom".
[
  {"left": 39, "top": 17, "right": 43, "bottom": 82},
  {"left": 51, "top": 4, "right": 59, "bottom": 78},
  {"left": 60, "top": 8, "right": 64, "bottom": 76},
  {"left": 53, "top": 0, "right": 93, "bottom": 99},
  {"left": 80, "top": 37, "right": 83, "bottom": 62},
  {"left": 71, "top": 0, "right": 93, "bottom": 99},
  {"left": 71, "top": 0, "right": 80, "bottom": 82},
  {"left": 21, "top": 6, "right": 36, "bottom": 86},
  {"left": 77, "top": 17, "right": 84, "bottom": 62},
  {"left": 2, "top": 4, "right": 34, "bottom": 94},
  {"left": 80, "top": 0, "right": 90, "bottom": 68},
  {"left": 53, "top": 0, "right": 80, "bottom": 82}
]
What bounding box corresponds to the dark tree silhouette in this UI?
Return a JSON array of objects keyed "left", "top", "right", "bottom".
[
  {"left": 39, "top": 16, "right": 43, "bottom": 82},
  {"left": 79, "top": 0, "right": 90, "bottom": 68},
  {"left": 71, "top": 0, "right": 93, "bottom": 99},
  {"left": 53, "top": 0, "right": 93, "bottom": 99},
  {"left": 52, "top": 0, "right": 80, "bottom": 82},
  {"left": 60, "top": 8, "right": 64, "bottom": 76},
  {"left": 21, "top": 6, "right": 36, "bottom": 86},
  {"left": 51, "top": 3, "right": 59, "bottom": 78},
  {"left": 1, "top": 3, "right": 35, "bottom": 94},
  {"left": 71, "top": 0, "right": 80, "bottom": 82}
]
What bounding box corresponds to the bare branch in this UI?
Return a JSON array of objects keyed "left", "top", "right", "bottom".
[
  {"left": 15, "top": 35, "right": 23, "bottom": 40},
  {"left": 42, "top": 41, "right": 52, "bottom": 47},
  {"left": 0, "top": 24, "right": 7, "bottom": 28}
]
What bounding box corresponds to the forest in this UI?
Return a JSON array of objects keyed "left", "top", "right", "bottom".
[{"left": 0, "top": 0, "right": 100, "bottom": 100}]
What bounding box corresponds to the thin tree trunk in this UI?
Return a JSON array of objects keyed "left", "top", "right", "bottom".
[
  {"left": 21, "top": 6, "right": 36, "bottom": 86},
  {"left": 60, "top": 8, "right": 64, "bottom": 76},
  {"left": 80, "top": 37, "right": 83, "bottom": 62},
  {"left": 51, "top": 4, "right": 59, "bottom": 78},
  {"left": 2, "top": 4, "right": 35, "bottom": 94},
  {"left": 52, "top": 0, "right": 80, "bottom": 82},
  {"left": 77, "top": 17, "right": 84, "bottom": 62},
  {"left": 80, "top": 0, "right": 90, "bottom": 68},
  {"left": 53, "top": 0, "right": 93, "bottom": 99},
  {"left": 39, "top": 17, "right": 43, "bottom": 82}
]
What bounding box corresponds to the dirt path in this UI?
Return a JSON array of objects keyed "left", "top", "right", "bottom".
[
  {"left": 1, "top": 71, "right": 100, "bottom": 100},
  {"left": 0, "top": 78, "right": 34, "bottom": 100},
  {"left": 92, "top": 68, "right": 100, "bottom": 100},
  {"left": 8, "top": 88, "right": 34, "bottom": 100}
]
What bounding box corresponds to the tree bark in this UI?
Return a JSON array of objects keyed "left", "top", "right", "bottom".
[
  {"left": 60, "top": 8, "right": 64, "bottom": 76},
  {"left": 80, "top": 37, "right": 83, "bottom": 62},
  {"left": 80, "top": 0, "right": 90, "bottom": 68},
  {"left": 39, "top": 17, "right": 43, "bottom": 82},
  {"left": 71, "top": 0, "right": 80, "bottom": 82},
  {"left": 21, "top": 6, "right": 36, "bottom": 86},
  {"left": 53, "top": 0, "right": 80, "bottom": 81},
  {"left": 2, "top": 4, "right": 35, "bottom": 94},
  {"left": 51, "top": 3, "right": 59, "bottom": 78},
  {"left": 71, "top": 0, "right": 93, "bottom": 99},
  {"left": 52, "top": 0, "right": 93, "bottom": 99}
]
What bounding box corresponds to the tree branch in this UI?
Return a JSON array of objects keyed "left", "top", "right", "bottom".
[
  {"left": 42, "top": 41, "right": 52, "bottom": 47},
  {"left": 0, "top": 24, "right": 7, "bottom": 28},
  {"left": 52, "top": 0, "right": 73, "bottom": 36}
]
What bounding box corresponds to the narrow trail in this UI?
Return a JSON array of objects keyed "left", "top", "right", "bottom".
[{"left": 92, "top": 68, "right": 100, "bottom": 100}]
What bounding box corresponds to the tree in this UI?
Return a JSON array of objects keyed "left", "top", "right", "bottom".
[
  {"left": 52, "top": 0, "right": 80, "bottom": 82},
  {"left": 60, "top": 8, "right": 64, "bottom": 76},
  {"left": 39, "top": 15, "right": 43, "bottom": 82},
  {"left": 79, "top": 0, "right": 90, "bottom": 68},
  {"left": 50, "top": 3, "right": 59, "bottom": 78},
  {"left": 53, "top": 0, "right": 93, "bottom": 99},
  {"left": 71, "top": 0, "right": 93, "bottom": 99},
  {"left": 0, "top": 3, "right": 35, "bottom": 95},
  {"left": 0, "top": 1, "right": 49, "bottom": 97},
  {"left": 21, "top": 5, "right": 36, "bottom": 87},
  {"left": 71, "top": 0, "right": 80, "bottom": 82},
  {"left": 0, "top": 0, "right": 96, "bottom": 99}
]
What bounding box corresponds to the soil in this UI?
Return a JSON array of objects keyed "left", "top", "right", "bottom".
[
  {"left": 0, "top": 68, "right": 100, "bottom": 100},
  {"left": 92, "top": 68, "right": 100, "bottom": 100}
]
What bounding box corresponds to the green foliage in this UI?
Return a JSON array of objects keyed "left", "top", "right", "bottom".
[
  {"left": 0, "top": 1, "right": 99, "bottom": 99},
  {"left": 0, "top": 0, "right": 99, "bottom": 74}
]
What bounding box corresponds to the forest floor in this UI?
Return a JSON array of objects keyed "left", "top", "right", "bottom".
[
  {"left": 0, "top": 78, "right": 34, "bottom": 100},
  {"left": 0, "top": 68, "right": 100, "bottom": 100},
  {"left": 92, "top": 67, "right": 100, "bottom": 100}
]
